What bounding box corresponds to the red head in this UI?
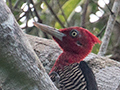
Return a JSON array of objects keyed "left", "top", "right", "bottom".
[
  {"left": 53, "top": 27, "right": 101, "bottom": 55},
  {"left": 33, "top": 23, "right": 101, "bottom": 73}
]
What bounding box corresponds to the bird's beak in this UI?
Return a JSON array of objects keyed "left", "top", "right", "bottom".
[{"left": 33, "top": 22, "right": 66, "bottom": 41}]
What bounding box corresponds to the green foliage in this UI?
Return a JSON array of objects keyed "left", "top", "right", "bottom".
[
  {"left": 89, "top": 2, "right": 98, "bottom": 13},
  {"left": 92, "top": 43, "right": 101, "bottom": 54},
  {"left": 55, "top": 0, "right": 81, "bottom": 28}
]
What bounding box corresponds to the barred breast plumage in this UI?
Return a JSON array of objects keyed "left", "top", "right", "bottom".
[{"left": 50, "top": 61, "right": 98, "bottom": 90}]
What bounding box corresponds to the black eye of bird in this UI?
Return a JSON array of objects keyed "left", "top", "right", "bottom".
[{"left": 70, "top": 29, "right": 79, "bottom": 38}]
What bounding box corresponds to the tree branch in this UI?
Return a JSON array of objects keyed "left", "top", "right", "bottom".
[
  {"left": 8, "top": 0, "right": 12, "bottom": 11},
  {"left": 30, "top": 0, "right": 42, "bottom": 23},
  {"left": 98, "top": 0, "right": 120, "bottom": 56},
  {"left": 57, "top": 1, "right": 69, "bottom": 27},
  {"left": 96, "top": 25, "right": 106, "bottom": 38},
  {"left": 29, "top": 0, "right": 48, "bottom": 38},
  {"left": 80, "top": 0, "right": 89, "bottom": 28},
  {"left": 13, "top": 0, "right": 21, "bottom": 9},
  {"left": 0, "top": 0, "right": 58, "bottom": 90},
  {"left": 42, "top": 0, "right": 65, "bottom": 28}
]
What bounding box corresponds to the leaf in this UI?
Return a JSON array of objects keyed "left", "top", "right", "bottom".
[
  {"left": 55, "top": 0, "right": 82, "bottom": 29},
  {"left": 92, "top": 43, "right": 101, "bottom": 54},
  {"left": 90, "top": 2, "right": 98, "bottom": 13}
]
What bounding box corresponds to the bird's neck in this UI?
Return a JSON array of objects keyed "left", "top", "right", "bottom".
[{"left": 49, "top": 51, "right": 86, "bottom": 74}]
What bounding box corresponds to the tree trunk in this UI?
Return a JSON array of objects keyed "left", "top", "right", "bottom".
[
  {"left": 27, "top": 34, "right": 120, "bottom": 90},
  {"left": 0, "top": 0, "right": 58, "bottom": 90}
]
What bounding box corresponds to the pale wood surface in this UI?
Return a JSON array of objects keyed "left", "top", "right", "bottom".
[{"left": 27, "top": 34, "right": 120, "bottom": 90}]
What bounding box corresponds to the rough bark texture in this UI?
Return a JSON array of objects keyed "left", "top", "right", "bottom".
[
  {"left": 0, "top": 0, "right": 58, "bottom": 90},
  {"left": 110, "top": 22, "right": 120, "bottom": 61},
  {"left": 27, "top": 34, "right": 120, "bottom": 90},
  {"left": 98, "top": 0, "right": 120, "bottom": 56}
]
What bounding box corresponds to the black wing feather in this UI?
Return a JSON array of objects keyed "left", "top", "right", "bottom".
[{"left": 79, "top": 61, "right": 98, "bottom": 90}]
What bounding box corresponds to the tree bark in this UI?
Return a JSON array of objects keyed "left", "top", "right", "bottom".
[
  {"left": 0, "top": 0, "right": 58, "bottom": 90},
  {"left": 27, "top": 34, "right": 120, "bottom": 90},
  {"left": 98, "top": 0, "right": 120, "bottom": 56},
  {"left": 110, "top": 22, "right": 120, "bottom": 61}
]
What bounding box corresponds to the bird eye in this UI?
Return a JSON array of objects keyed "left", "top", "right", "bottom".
[{"left": 70, "top": 29, "right": 79, "bottom": 38}]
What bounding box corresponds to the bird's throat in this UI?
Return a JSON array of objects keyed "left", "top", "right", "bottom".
[{"left": 49, "top": 51, "right": 85, "bottom": 74}]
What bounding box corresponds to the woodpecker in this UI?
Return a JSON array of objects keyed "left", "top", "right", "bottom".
[{"left": 34, "top": 22, "right": 101, "bottom": 90}]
